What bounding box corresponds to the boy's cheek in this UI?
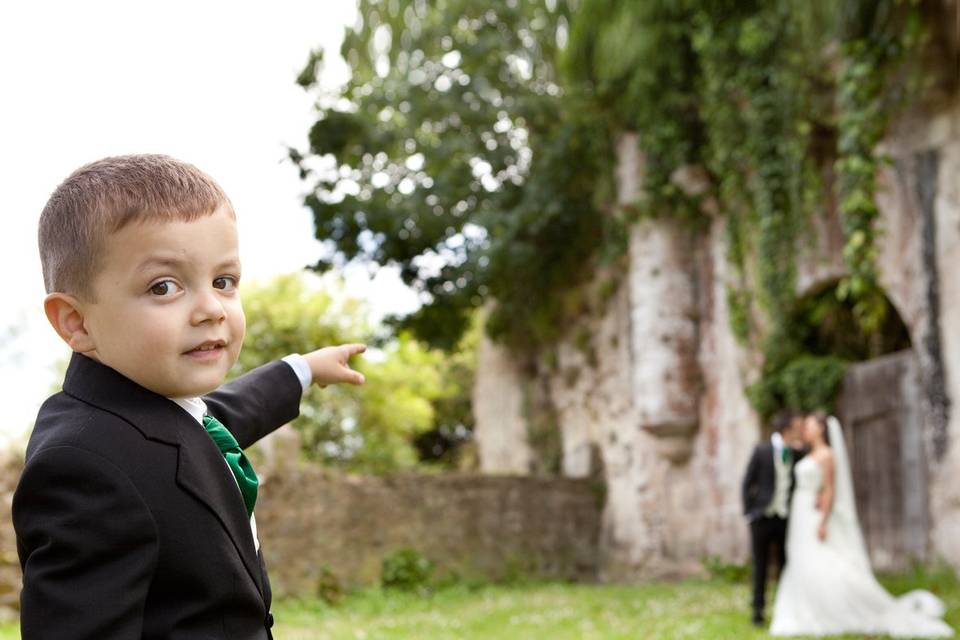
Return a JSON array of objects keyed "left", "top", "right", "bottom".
[
  {"left": 232, "top": 324, "right": 246, "bottom": 361},
  {"left": 232, "top": 301, "right": 246, "bottom": 339}
]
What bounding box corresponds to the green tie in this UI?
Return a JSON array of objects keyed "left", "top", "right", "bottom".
[
  {"left": 203, "top": 415, "right": 258, "bottom": 518},
  {"left": 782, "top": 447, "right": 792, "bottom": 464}
]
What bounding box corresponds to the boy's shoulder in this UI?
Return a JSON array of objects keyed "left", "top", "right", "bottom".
[
  {"left": 26, "top": 388, "right": 168, "bottom": 469},
  {"left": 26, "top": 353, "right": 301, "bottom": 471},
  {"left": 17, "top": 379, "right": 192, "bottom": 520},
  {"left": 25, "top": 354, "right": 188, "bottom": 472}
]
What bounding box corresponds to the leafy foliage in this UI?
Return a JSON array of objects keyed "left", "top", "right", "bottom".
[
  {"left": 748, "top": 356, "right": 849, "bottom": 420},
  {"left": 293, "top": 0, "right": 624, "bottom": 352},
  {"left": 790, "top": 283, "right": 912, "bottom": 362},
  {"left": 564, "top": 0, "right": 927, "bottom": 416},
  {"left": 381, "top": 548, "right": 435, "bottom": 593},
  {"left": 702, "top": 555, "right": 750, "bottom": 584},
  {"left": 563, "top": 0, "right": 704, "bottom": 221},
  {"left": 746, "top": 281, "right": 912, "bottom": 419},
  {"left": 835, "top": 0, "right": 927, "bottom": 333},
  {"left": 412, "top": 311, "right": 479, "bottom": 467},
  {"left": 316, "top": 566, "right": 346, "bottom": 606},
  {"left": 296, "top": 0, "right": 933, "bottom": 417},
  {"left": 233, "top": 273, "right": 470, "bottom": 473}
]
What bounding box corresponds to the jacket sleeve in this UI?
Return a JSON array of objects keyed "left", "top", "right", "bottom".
[
  {"left": 203, "top": 360, "right": 303, "bottom": 449},
  {"left": 14, "top": 445, "right": 158, "bottom": 640},
  {"left": 742, "top": 446, "right": 760, "bottom": 517}
]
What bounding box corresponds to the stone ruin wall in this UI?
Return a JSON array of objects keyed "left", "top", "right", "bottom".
[
  {"left": 256, "top": 462, "right": 601, "bottom": 594},
  {"left": 0, "top": 429, "right": 602, "bottom": 610},
  {"left": 475, "top": 134, "right": 762, "bottom": 579},
  {"left": 473, "top": 94, "right": 960, "bottom": 579},
  {"left": 892, "top": 97, "right": 960, "bottom": 569}
]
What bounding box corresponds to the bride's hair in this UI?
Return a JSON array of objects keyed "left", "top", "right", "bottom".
[{"left": 810, "top": 410, "right": 831, "bottom": 446}]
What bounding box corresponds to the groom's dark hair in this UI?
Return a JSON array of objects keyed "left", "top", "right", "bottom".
[
  {"left": 810, "top": 410, "right": 831, "bottom": 445},
  {"left": 771, "top": 409, "right": 797, "bottom": 433}
]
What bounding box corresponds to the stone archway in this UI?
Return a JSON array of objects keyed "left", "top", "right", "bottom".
[
  {"left": 789, "top": 281, "right": 925, "bottom": 570},
  {"left": 788, "top": 281, "right": 911, "bottom": 363}
]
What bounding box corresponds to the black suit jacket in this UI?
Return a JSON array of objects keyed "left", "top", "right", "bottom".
[
  {"left": 741, "top": 441, "right": 805, "bottom": 521},
  {"left": 13, "top": 353, "right": 303, "bottom": 640}
]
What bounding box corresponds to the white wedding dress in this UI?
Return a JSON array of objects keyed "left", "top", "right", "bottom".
[{"left": 771, "top": 418, "right": 953, "bottom": 637}]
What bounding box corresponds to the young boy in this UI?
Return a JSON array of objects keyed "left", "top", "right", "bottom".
[{"left": 13, "top": 154, "right": 365, "bottom": 639}]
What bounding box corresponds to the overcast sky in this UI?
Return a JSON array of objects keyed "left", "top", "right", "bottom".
[{"left": 0, "top": 1, "right": 418, "bottom": 440}]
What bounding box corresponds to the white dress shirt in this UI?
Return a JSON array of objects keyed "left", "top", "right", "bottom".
[
  {"left": 766, "top": 431, "right": 792, "bottom": 519},
  {"left": 170, "top": 354, "right": 312, "bottom": 551}
]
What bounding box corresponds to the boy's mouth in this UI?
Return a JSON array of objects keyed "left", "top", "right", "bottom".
[{"left": 184, "top": 339, "right": 227, "bottom": 357}]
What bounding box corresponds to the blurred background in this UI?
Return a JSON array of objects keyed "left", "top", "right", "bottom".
[{"left": 1, "top": 0, "right": 959, "bottom": 637}]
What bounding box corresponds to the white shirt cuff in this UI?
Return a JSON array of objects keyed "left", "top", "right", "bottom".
[{"left": 281, "top": 354, "right": 312, "bottom": 394}]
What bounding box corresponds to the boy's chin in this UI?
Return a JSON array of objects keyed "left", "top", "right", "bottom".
[
  {"left": 97, "top": 355, "right": 231, "bottom": 398},
  {"left": 146, "top": 374, "right": 227, "bottom": 399},
  {"left": 176, "top": 379, "right": 226, "bottom": 398}
]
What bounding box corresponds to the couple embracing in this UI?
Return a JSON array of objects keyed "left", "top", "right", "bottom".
[{"left": 743, "top": 411, "right": 953, "bottom": 637}]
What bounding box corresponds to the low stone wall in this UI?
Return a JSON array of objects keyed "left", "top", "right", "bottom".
[
  {"left": 256, "top": 467, "right": 603, "bottom": 596},
  {"left": 0, "top": 453, "right": 21, "bottom": 620},
  {"left": 0, "top": 437, "right": 602, "bottom": 606}
]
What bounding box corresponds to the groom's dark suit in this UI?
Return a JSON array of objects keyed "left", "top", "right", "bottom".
[
  {"left": 13, "top": 353, "right": 302, "bottom": 640},
  {"left": 742, "top": 438, "right": 804, "bottom": 623},
  {"left": 743, "top": 441, "right": 791, "bottom": 520}
]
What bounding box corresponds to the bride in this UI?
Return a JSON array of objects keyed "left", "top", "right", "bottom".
[{"left": 770, "top": 412, "right": 954, "bottom": 637}]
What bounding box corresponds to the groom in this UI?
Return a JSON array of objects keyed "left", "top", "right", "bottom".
[{"left": 741, "top": 410, "right": 806, "bottom": 627}]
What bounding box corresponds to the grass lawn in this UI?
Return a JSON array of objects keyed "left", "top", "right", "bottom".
[{"left": 0, "top": 568, "right": 956, "bottom": 638}]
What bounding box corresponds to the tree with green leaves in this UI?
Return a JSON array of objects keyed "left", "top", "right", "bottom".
[
  {"left": 294, "top": 0, "right": 940, "bottom": 420},
  {"left": 292, "top": 0, "right": 622, "bottom": 353},
  {"left": 234, "top": 273, "right": 473, "bottom": 472}
]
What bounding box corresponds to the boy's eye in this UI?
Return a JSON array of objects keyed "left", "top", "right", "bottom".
[
  {"left": 213, "top": 276, "right": 238, "bottom": 291},
  {"left": 149, "top": 280, "right": 182, "bottom": 297}
]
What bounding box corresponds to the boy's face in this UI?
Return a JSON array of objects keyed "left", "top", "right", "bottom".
[{"left": 78, "top": 206, "right": 245, "bottom": 397}]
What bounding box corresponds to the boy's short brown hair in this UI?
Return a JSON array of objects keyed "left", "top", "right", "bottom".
[{"left": 39, "top": 154, "right": 232, "bottom": 298}]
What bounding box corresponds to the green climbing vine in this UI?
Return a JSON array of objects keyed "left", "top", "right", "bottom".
[
  {"left": 565, "top": 0, "right": 930, "bottom": 417},
  {"left": 692, "top": 2, "right": 820, "bottom": 371},
  {"left": 299, "top": 0, "right": 935, "bottom": 415},
  {"left": 835, "top": 2, "right": 926, "bottom": 334}
]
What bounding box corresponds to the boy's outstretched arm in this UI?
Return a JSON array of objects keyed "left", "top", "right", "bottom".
[
  {"left": 204, "top": 344, "right": 366, "bottom": 449},
  {"left": 204, "top": 359, "right": 305, "bottom": 450}
]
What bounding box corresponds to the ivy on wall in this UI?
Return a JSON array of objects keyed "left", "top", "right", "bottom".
[
  {"left": 835, "top": 2, "right": 926, "bottom": 333},
  {"left": 297, "top": 0, "right": 933, "bottom": 416},
  {"left": 567, "top": 0, "right": 930, "bottom": 417}
]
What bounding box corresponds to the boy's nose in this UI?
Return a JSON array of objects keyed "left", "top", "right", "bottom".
[{"left": 190, "top": 289, "right": 227, "bottom": 324}]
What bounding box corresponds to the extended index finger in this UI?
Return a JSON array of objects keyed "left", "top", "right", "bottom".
[{"left": 341, "top": 343, "right": 367, "bottom": 358}]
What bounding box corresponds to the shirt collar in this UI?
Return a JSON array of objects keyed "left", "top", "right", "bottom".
[
  {"left": 170, "top": 396, "right": 207, "bottom": 425},
  {"left": 771, "top": 431, "right": 784, "bottom": 450}
]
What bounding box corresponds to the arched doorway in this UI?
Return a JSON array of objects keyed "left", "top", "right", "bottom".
[
  {"left": 790, "top": 281, "right": 925, "bottom": 571},
  {"left": 788, "top": 281, "right": 911, "bottom": 362}
]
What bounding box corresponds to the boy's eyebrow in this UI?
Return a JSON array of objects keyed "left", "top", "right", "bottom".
[
  {"left": 216, "top": 257, "right": 242, "bottom": 272},
  {"left": 135, "top": 256, "right": 185, "bottom": 273},
  {"left": 136, "top": 255, "right": 242, "bottom": 273}
]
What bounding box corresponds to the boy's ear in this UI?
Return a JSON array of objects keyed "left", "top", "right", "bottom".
[{"left": 43, "top": 293, "right": 96, "bottom": 353}]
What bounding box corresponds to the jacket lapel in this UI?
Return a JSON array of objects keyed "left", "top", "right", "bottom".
[
  {"left": 61, "top": 353, "right": 265, "bottom": 597},
  {"left": 173, "top": 432, "right": 264, "bottom": 596}
]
